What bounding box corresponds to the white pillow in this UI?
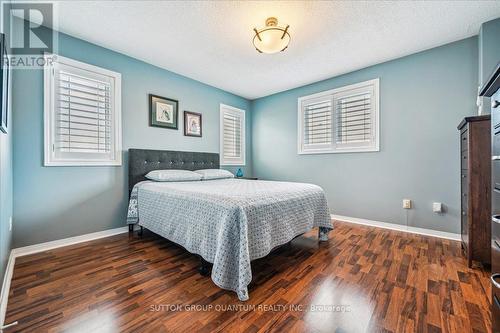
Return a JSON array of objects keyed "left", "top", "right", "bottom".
[
  {"left": 145, "top": 170, "right": 202, "bottom": 182},
  {"left": 194, "top": 169, "right": 234, "bottom": 180}
]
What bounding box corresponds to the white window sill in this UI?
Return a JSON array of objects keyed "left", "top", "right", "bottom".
[
  {"left": 44, "top": 160, "right": 122, "bottom": 167},
  {"left": 298, "top": 147, "right": 380, "bottom": 155}
]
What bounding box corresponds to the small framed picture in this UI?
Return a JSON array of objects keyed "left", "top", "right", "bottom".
[
  {"left": 184, "top": 111, "right": 202, "bottom": 137},
  {"left": 149, "top": 94, "right": 178, "bottom": 129}
]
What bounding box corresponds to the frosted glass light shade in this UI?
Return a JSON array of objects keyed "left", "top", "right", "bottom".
[{"left": 253, "top": 17, "right": 290, "bottom": 54}]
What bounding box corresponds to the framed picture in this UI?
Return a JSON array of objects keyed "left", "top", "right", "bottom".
[
  {"left": 184, "top": 111, "right": 202, "bottom": 137},
  {"left": 149, "top": 94, "right": 178, "bottom": 129},
  {"left": 0, "top": 33, "right": 9, "bottom": 134}
]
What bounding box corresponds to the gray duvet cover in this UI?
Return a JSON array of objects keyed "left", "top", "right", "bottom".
[{"left": 126, "top": 178, "right": 332, "bottom": 301}]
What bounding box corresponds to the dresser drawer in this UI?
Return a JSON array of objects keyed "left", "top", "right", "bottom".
[
  {"left": 461, "top": 130, "right": 469, "bottom": 152},
  {"left": 493, "top": 295, "right": 500, "bottom": 333},
  {"left": 460, "top": 194, "right": 469, "bottom": 222},
  {"left": 493, "top": 124, "right": 500, "bottom": 159},
  {"left": 493, "top": 190, "right": 500, "bottom": 222},
  {"left": 461, "top": 191, "right": 468, "bottom": 213},
  {"left": 461, "top": 172, "right": 468, "bottom": 197},
  {"left": 494, "top": 162, "right": 500, "bottom": 193},
  {"left": 461, "top": 210, "right": 468, "bottom": 246},
  {"left": 493, "top": 89, "right": 500, "bottom": 111},
  {"left": 491, "top": 219, "right": 500, "bottom": 314},
  {"left": 493, "top": 215, "right": 500, "bottom": 256},
  {"left": 493, "top": 104, "right": 500, "bottom": 158},
  {"left": 493, "top": 106, "right": 500, "bottom": 130},
  {"left": 461, "top": 170, "right": 468, "bottom": 185},
  {"left": 461, "top": 153, "right": 469, "bottom": 170}
]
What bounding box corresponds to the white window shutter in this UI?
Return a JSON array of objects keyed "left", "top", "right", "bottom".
[
  {"left": 223, "top": 112, "right": 242, "bottom": 158},
  {"left": 220, "top": 104, "right": 245, "bottom": 165},
  {"left": 57, "top": 70, "right": 112, "bottom": 154},
  {"left": 298, "top": 79, "right": 379, "bottom": 154},
  {"left": 44, "top": 54, "right": 122, "bottom": 166},
  {"left": 334, "top": 90, "right": 375, "bottom": 150},
  {"left": 300, "top": 97, "right": 333, "bottom": 153}
]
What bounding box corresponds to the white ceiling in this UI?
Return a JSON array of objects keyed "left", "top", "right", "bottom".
[{"left": 48, "top": 1, "right": 500, "bottom": 99}]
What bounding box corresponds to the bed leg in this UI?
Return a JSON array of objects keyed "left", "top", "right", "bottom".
[
  {"left": 198, "top": 257, "right": 210, "bottom": 277},
  {"left": 138, "top": 226, "right": 144, "bottom": 237},
  {"left": 319, "top": 227, "right": 330, "bottom": 242},
  {"left": 128, "top": 224, "right": 134, "bottom": 233}
]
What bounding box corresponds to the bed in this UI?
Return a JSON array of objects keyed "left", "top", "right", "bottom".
[{"left": 126, "top": 148, "right": 332, "bottom": 300}]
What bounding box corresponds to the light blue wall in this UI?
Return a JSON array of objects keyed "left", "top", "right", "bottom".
[
  {"left": 251, "top": 37, "right": 478, "bottom": 234},
  {"left": 12, "top": 25, "right": 251, "bottom": 247},
  {"left": 0, "top": 2, "right": 13, "bottom": 284}
]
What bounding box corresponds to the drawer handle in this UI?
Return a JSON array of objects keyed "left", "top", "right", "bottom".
[
  {"left": 491, "top": 273, "right": 500, "bottom": 289},
  {"left": 462, "top": 174, "right": 466, "bottom": 178},
  {"left": 492, "top": 215, "right": 500, "bottom": 224}
]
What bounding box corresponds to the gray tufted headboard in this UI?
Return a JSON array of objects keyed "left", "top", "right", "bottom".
[{"left": 128, "top": 148, "right": 220, "bottom": 193}]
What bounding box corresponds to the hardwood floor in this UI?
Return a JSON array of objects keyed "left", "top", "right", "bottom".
[{"left": 4, "top": 221, "right": 491, "bottom": 333}]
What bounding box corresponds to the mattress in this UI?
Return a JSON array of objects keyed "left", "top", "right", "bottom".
[{"left": 126, "top": 178, "right": 332, "bottom": 300}]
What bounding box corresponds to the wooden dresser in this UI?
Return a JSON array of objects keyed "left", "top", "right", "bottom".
[
  {"left": 457, "top": 115, "right": 491, "bottom": 268},
  {"left": 479, "top": 64, "right": 500, "bottom": 333}
]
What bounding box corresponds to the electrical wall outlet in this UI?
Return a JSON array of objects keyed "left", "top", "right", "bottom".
[
  {"left": 9, "top": 217, "right": 12, "bottom": 232},
  {"left": 403, "top": 199, "right": 412, "bottom": 209},
  {"left": 433, "top": 202, "right": 443, "bottom": 213}
]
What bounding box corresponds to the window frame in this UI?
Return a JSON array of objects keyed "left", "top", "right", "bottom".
[
  {"left": 43, "top": 54, "right": 122, "bottom": 166},
  {"left": 297, "top": 78, "right": 380, "bottom": 155},
  {"left": 220, "top": 104, "right": 246, "bottom": 166}
]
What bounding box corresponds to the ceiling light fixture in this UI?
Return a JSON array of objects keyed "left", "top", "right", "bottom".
[{"left": 253, "top": 17, "right": 290, "bottom": 54}]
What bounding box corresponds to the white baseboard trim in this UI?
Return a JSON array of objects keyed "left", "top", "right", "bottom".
[
  {"left": 0, "top": 251, "right": 15, "bottom": 328},
  {"left": 331, "top": 214, "right": 461, "bottom": 241},
  {"left": 12, "top": 227, "right": 129, "bottom": 258},
  {"left": 0, "top": 226, "right": 129, "bottom": 328}
]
